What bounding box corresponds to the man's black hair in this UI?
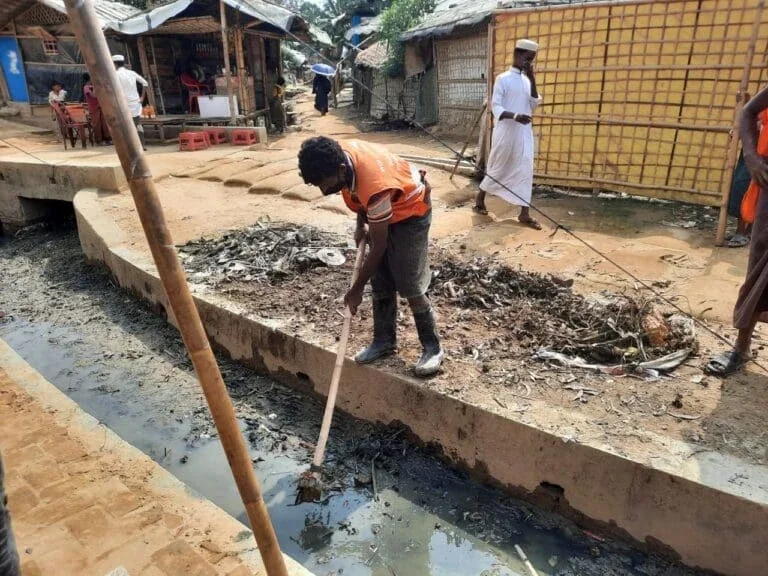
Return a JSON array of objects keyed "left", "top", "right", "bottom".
[
  {"left": 82, "top": 73, "right": 90, "bottom": 82},
  {"left": 51, "top": 80, "right": 62, "bottom": 88},
  {"left": 298, "top": 136, "right": 344, "bottom": 185}
]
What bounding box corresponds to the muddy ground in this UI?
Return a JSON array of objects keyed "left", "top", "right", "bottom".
[{"left": 0, "top": 218, "right": 709, "bottom": 575}]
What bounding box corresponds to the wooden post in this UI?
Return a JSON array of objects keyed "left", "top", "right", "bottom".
[
  {"left": 715, "top": 0, "right": 765, "bottom": 245},
  {"left": 137, "top": 36, "right": 157, "bottom": 110},
  {"left": 220, "top": 0, "right": 236, "bottom": 123},
  {"left": 478, "top": 21, "right": 495, "bottom": 173},
  {"left": 61, "top": 2, "right": 289, "bottom": 576},
  {"left": 149, "top": 37, "right": 166, "bottom": 115},
  {"left": 259, "top": 36, "right": 269, "bottom": 112},
  {"left": 235, "top": 27, "right": 248, "bottom": 114}
]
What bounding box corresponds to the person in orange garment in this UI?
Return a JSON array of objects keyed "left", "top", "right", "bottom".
[
  {"left": 707, "top": 87, "right": 768, "bottom": 376},
  {"left": 297, "top": 136, "right": 444, "bottom": 377}
]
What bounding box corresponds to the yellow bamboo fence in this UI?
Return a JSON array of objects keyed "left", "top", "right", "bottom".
[{"left": 491, "top": 0, "right": 768, "bottom": 243}]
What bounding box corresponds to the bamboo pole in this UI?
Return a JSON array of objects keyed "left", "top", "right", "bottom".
[
  {"left": 137, "top": 37, "right": 157, "bottom": 110},
  {"left": 220, "top": 1, "right": 236, "bottom": 123},
  {"left": 715, "top": 0, "right": 765, "bottom": 246},
  {"left": 62, "top": 2, "right": 288, "bottom": 575},
  {"left": 259, "top": 36, "right": 269, "bottom": 112},
  {"left": 149, "top": 37, "right": 166, "bottom": 115},
  {"left": 451, "top": 101, "right": 486, "bottom": 180},
  {"left": 235, "top": 27, "right": 248, "bottom": 114}
]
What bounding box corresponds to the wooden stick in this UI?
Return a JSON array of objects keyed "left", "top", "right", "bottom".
[
  {"left": 220, "top": 1, "right": 236, "bottom": 123},
  {"left": 715, "top": 0, "right": 765, "bottom": 245},
  {"left": 312, "top": 241, "right": 367, "bottom": 469},
  {"left": 514, "top": 544, "right": 540, "bottom": 576},
  {"left": 450, "top": 101, "right": 487, "bottom": 180},
  {"left": 62, "top": 2, "right": 287, "bottom": 575}
]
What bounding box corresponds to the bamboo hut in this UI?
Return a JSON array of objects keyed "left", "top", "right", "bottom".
[
  {"left": 490, "top": 0, "right": 768, "bottom": 242},
  {"left": 354, "top": 40, "right": 424, "bottom": 121},
  {"left": 0, "top": 0, "right": 136, "bottom": 111},
  {"left": 111, "top": 0, "right": 324, "bottom": 117}
]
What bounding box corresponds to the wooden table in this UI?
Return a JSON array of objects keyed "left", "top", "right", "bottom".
[{"left": 139, "top": 115, "right": 187, "bottom": 144}]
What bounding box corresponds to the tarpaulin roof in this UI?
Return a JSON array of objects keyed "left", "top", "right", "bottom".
[
  {"left": 106, "top": 0, "right": 303, "bottom": 36},
  {"left": 344, "top": 14, "right": 381, "bottom": 42},
  {"left": 401, "top": 0, "right": 584, "bottom": 41}
]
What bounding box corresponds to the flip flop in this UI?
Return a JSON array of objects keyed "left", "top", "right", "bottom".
[
  {"left": 520, "top": 217, "right": 542, "bottom": 230},
  {"left": 726, "top": 234, "right": 750, "bottom": 248},
  {"left": 473, "top": 205, "right": 489, "bottom": 216},
  {"left": 705, "top": 349, "right": 746, "bottom": 376}
]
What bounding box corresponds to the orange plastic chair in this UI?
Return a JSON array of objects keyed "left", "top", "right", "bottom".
[{"left": 740, "top": 109, "right": 768, "bottom": 223}]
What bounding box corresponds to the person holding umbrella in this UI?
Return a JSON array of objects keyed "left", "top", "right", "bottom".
[{"left": 311, "top": 63, "right": 334, "bottom": 116}]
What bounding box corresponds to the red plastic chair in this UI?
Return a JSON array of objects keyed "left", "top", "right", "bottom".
[
  {"left": 51, "top": 102, "right": 92, "bottom": 149},
  {"left": 180, "top": 73, "right": 209, "bottom": 114}
]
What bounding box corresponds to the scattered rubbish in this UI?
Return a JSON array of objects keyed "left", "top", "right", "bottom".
[
  {"left": 641, "top": 307, "right": 669, "bottom": 347},
  {"left": 178, "top": 221, "right": 349, "bottom": 286},
  {"left": 668, "top": 412, "right": 702, "bottom": 421},
  {"left": 672, "top": 393, "right": 684, "bottom": 409}
]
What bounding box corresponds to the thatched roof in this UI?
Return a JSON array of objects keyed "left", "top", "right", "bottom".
[{"left": 355, "top": 40, "right": 388, "bottom": 69}]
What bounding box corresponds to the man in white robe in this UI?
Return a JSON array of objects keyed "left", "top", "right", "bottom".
[{"left": 475, "top": 39, "right": 543, "bottom": 229}]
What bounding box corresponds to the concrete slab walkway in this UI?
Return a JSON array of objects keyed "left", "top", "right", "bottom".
[{"left": 0, "top": 338, "right": 310, "bottom": 576}]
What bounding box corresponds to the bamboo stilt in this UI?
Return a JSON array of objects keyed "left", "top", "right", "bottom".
[{"left": 62, "top": 2, "right": 288, "bottom": 575}]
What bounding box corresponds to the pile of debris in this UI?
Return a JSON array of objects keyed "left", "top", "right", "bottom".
[
  {"left": 178, "top": 221, "right": 350, "bottom": 286},
  {"left": 431, "top": 257, "right": 695, "bottom": 364}
]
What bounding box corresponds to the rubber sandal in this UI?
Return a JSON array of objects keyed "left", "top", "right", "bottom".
[
  {"left": 520, "top": 218, "right": 542, "bottom": 230},
  {"left": 705, "top": 350, "right": 746, "bottom": 376},
  {"left": 473, "top": 205, "right": 489, "bottom": 216},
  {"left": 727, "top": 234, "right": 749, "bottom": 248}
]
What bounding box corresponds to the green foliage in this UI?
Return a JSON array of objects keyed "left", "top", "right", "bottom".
[{"left": 379, "top": 0, "right": 433, "bottom": 75}]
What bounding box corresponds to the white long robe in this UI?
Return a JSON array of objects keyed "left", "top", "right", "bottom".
[{"left": 480, "top": 68, "right": 542, "bottom": 206}]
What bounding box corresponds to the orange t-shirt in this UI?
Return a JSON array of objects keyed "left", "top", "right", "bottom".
[{"left": 340, "top": 139, "right": 429, "bottom": 224}]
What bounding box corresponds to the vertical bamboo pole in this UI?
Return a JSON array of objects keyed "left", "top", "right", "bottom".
[
  {"left": 715, "top": 0, "right": 765, "bottom": 245},
  {"left": 149, "top": 37, "right": 166, "bottom": 115},
  {"left": 220, "top": 1, "right": 236, "bottom": 123},
  {"left": 62, "top": 2, "right": 288, "bottom": 575},
  {"left": 137, "top": 36, "right": 157, "bottom": 110},
  {"left": 235, "top": 28, "right": 248, "bottom": 115},
  {"left": 259, "top": 36, "right": 269, "bottom": 112}
]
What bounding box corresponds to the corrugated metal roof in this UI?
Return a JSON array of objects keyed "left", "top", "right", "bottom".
[
  {"left": 402, "top": 0, "right": 588, "bottom": 41},
  {"left": 0, "top": 0, "right": 140, "bottom": 30}
]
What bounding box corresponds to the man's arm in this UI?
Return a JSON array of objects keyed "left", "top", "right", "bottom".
[
  {"left": 344, "top": 192, "right": 393, "bottom": 314},
  {"left": 354, "top": 210, "right": 367, "bottom": 245},
  {"left": 741, "top": 86, "right": 768, "bottom": 190}
]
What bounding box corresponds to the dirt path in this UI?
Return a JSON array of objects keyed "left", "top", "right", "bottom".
[{"left": 0, "top": 349, "right": 301, "bottom": 576}]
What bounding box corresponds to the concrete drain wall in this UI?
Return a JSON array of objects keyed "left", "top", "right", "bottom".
[
  {"left": 73, "top": 188, "right": 768, "bottom": 576},
  {"left": 0, "top": 159, "right": 124, "bottom": 233}
]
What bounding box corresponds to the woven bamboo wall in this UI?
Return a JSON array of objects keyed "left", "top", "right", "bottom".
[
  {"left": 492, "top": 0, "right": 768, "bottom": 206},
  {"left": 436, "top": 30, "right": 488, "bottom": 132}
]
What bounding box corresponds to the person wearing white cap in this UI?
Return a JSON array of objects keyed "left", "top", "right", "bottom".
[
  {"left": 474, "top": 39, "right": 543, "bottom": 229},
  {"left": 112, "top": 54, "right": 149, "bottom": 150}
]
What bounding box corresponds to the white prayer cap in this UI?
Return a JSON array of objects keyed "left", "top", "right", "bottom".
[
  {"left": 515, "top": 39, "right": 539, "bottom": 52},
  {"left": 111, "top": 54, "right": 125, "bottom": 63}
]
